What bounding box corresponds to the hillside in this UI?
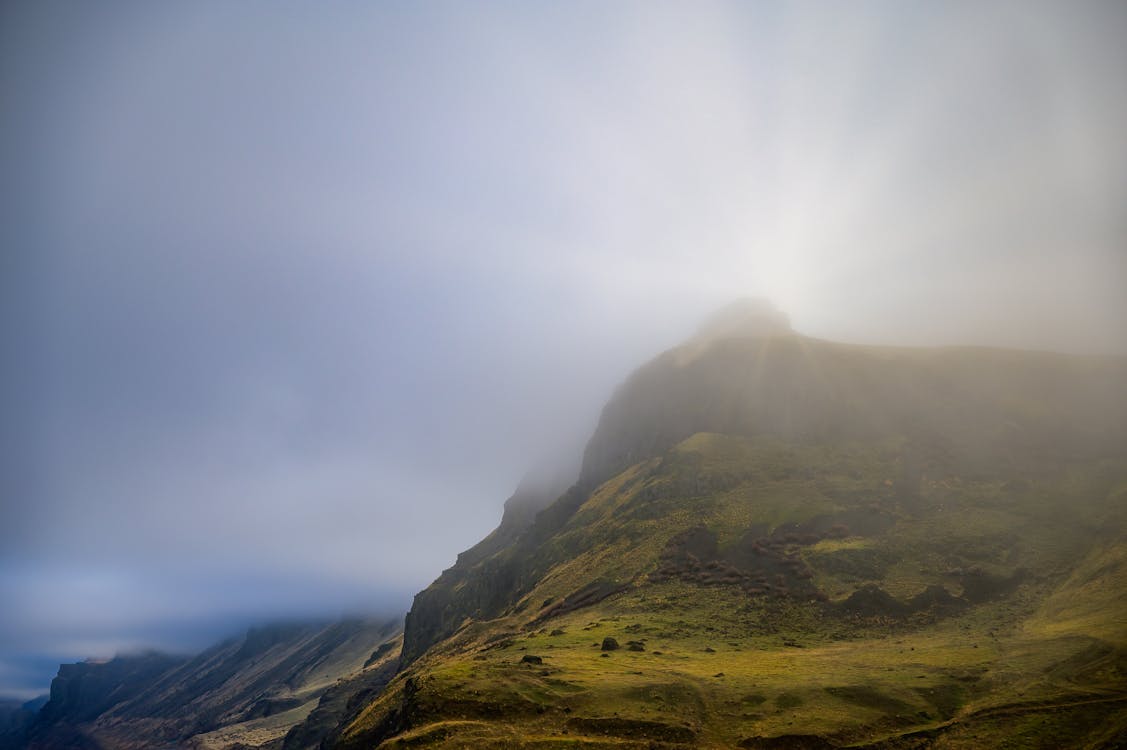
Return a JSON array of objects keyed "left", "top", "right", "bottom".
[
  {"left": 21, "top": 618, "right": 402, "bottom": 750},
  {"left": 16, "top": 304, "right": 1126, "bottom": 749},
  {"left": 337, "top": 306, "right": 1127, "bottom": 748},
  {"left": 0, "top": 698, "right": 50, "bottom": 750}
]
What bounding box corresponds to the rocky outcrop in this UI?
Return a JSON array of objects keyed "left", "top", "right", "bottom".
[
  {"left": 400, "top": 484, "right": 587, "bottom": 665},
  {"left": 400, "top": 302, "right": 1127, "bottom": 675},
  {"left": 447, "top": 470, "right": 570, "bottom": 572},
  {"left": 36, "top": 652, "right": 185, "bottom": 728},
  {"left": 281, "top": 641, "right": 401, "bottom": 750},
  {"left": 23, "top": 618, "right": 401, "bottom": 750}
]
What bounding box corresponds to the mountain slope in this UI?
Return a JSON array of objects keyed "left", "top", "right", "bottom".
[
  {"left": 342, "top": 310, "right": 1127, "bottom": 748},
  {"left": 24, "top": 618, "right": 402, "bottom": 750},
  {"left": 0, "top": 697, "right": 47, "bottom": 750},
  {"left": 402, "top": 318, "right": 1127, "bottom": 667}
]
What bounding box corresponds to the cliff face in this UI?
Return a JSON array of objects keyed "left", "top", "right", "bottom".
[
  {"left": 400, "top": 483, "right": 586, "bottom": 665},
  {"left": 399, "top": 322, "right": 1127, "bottom": 669},
  {"left": 580, "top": 336, "right": 1127, "bottom": 486},
  {"left": 23, "top": 618, "right": 402, "bottom": 750},
  {"left": 36, "top": 653, "right": 184, "bottom": 728},
  {"left": 339, "top": 319, "right": 1127, "bottom": 748},
  {"left": 18, "top": 305, "right": 1127, "bottom": 749}
]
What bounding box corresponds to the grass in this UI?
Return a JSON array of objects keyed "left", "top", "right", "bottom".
[
  {"left": 339, "top": 434, "right": 1127, "bottom": 749},
  {"left": 348, "top": 596, "right": 1125, "bottom": 748}
]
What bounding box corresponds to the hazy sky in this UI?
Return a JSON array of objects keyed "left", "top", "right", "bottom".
[{"left": 2, "top": 1, "right": 1125, "bottom": 698}]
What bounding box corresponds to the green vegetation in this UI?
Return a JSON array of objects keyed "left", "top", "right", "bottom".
[
  {"left": 20, "top": 321, "right": 1127, "bottom": 749},
  {"left": 338, "top": 433, "right": 1127, "bottom": 748}
]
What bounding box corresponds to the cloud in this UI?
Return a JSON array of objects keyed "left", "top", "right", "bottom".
[{"left": 2, "top": 0, "right": 1125, "bottom": 695}]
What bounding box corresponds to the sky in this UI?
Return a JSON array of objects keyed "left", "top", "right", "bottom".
[{"left": 2, "top": 1, "right": 1126, "bottom": 699}]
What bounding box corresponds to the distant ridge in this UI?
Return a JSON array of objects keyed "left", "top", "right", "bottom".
[{"left": 18, "top": 618, "right": 402, "bottom": 750}]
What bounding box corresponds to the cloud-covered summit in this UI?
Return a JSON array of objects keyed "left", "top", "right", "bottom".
[{"left": 2, "top": 0, "right": 1125, "bottom": 698}]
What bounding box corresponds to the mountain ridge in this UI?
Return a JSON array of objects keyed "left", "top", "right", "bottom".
[
  {"left": 15, "top": 618, "right": 402, "bottom": 750},
  {"left": 400, "top": 322, "right": 1127, "bottom": 673},
  {"left": 347, "top": 311, "right": 1127, "bottom": 748},
  {"left": 16, "top": 305, "right": 1127, "bottom": 748}
]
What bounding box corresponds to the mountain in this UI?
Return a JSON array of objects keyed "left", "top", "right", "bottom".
[
  {"left": 21, "top": 618, "right": 401, "bottom": 750},
  {"left": 18, "top": 301, "right": 1127, "bottom": 748},
  {"left": 0, "top": 697, "right": 47, "bottom": 750},
  {"left": 331, "top": 301, "right": 1127, "bottom": 748}
]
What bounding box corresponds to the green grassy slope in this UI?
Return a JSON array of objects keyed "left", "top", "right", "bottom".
[
  {"left": 402, "top": 332, "right": 1127, "bottom": 668},
  {"left": 337, "top": 433, "right": 1127, "bottom": 748}
]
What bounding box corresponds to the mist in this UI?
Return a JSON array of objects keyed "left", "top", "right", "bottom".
[{"left": 2, "top": 1, "right": 1125, "bottom": 699}]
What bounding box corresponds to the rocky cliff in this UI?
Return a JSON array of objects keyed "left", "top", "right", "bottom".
[
  {"left": 399, "top": 306, "right": 1127, "bottom": 670},
  {"left": 334, "top": 310, "right": 1127, "bottom": 746},
  {"left": 23, "top": 618, "right": 401, "bottom": 750}
]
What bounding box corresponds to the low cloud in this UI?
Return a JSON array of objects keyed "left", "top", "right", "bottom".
[{"left": 2, "top": 0, "right": 1125, "bottom": 695}]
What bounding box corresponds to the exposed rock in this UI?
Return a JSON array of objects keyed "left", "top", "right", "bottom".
[
  {"left": 652, "top": 524, "right": 827, "bottom": 599},
  {"left": 282, "top": 655, "right": 399, "bottom": 750},
  {"left": 244, "top": 696, "right": 303, "bottom": 720},
  {"left": 36, "top": 652, "right": 186, "bottom": 726},
  {"left": 364, "top": 641, "right": 397, "bottom": 668},
  {"left": 564, "top": 716, "right": 697, "bottom": 743},
  {"left": 26, "top": 619, "right": 402, "bottom": 750},
  {"left": 908, "top": 584, "right": 968, "bottom": 612},
  {"left": 402, "top": 309, "right": 1127, "bottom": 673},
  {"left": 536, "top": 580, "right": 630, "bottom": 623},
  {"left": 834, "top": 585, "right": 910, "bottom": 617},
  {"left": 959, "top": 568, "right": 1026, "bottom": 603},
  {"left": 401, "top": 484, "right": 589, "bottom": 665}
]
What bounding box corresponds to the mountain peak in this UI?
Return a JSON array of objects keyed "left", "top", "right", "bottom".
[
  {"left": 377, "top": 325, "right": 1127, "bottom": 749},
  {"left": 694, "top": 297, "right": 792, "bottom": 341}
]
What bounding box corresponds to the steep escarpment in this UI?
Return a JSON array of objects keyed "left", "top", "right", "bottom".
[
  {"left": 401, "top": 483, "right": 588, "bottom": 665},
  {"left": 19, "top": 653, "right": 185, "bottom": 749},
  {"left": 580, "top": 336, "right": 1127, "bottom": 488},
  {"left": 24, "top": 618, "right": 402, "bottom": 750},
  {"left": 35, "top": 653, "right": 185, "bottom": 729},
  {"left": 399, "top": 308, "right": 1127, "bottom": 669},
  {"left": 362, "top": 305, "right": 1127, "bottom": 748},
  {"left": 341, "top": 428, "right": 1127, "bottom": 748},
  {"left": 280, "top": 649, "right": 401, "bottom": 750}
]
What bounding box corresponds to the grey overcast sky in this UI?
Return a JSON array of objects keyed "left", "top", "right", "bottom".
[{"left": 2, "top": 1, "right": 1125, "bottom": 698}]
